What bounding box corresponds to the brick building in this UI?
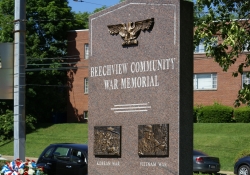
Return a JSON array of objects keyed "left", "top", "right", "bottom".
[
  {"left": 67, "top": 30, "right": 89, "bottom": 122},
  {"left": 67, "top": 30, "right": 250, "bottom": 122},
  {"left": 194, "top": 54, "right": 246, "bottom": 107},
  {"left": 194, "top": 41, "right": 250, "bottom": 107}
]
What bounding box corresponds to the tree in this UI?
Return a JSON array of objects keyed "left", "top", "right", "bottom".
[
  {"left": 74, "top": 12, "right": 89, "bottom": 29},
  {"left": 194, "top": 0, "right": 250, "bottom": 107},
  {"left": 0, "top": 0, "right": 15, "bottom": 115},
  {"left": 93, "top": 6, "right": 107, "bottom": 13},
  {"left": 0, "top": 0, "right": 87, "bottom": 121}
]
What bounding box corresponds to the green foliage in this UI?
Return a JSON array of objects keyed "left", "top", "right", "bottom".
[
  {"left": 198, "top": 104, "right": 233, "bottom": 123},
  {"left": 194, "top": 105, "right": 204, "bottom": 123},
  {"left": 26, "top": 114, "right": 37, "bottom": 132},
  {"left": 73, "top": 12, "right": 89, "bottom": 29},
  {"left": 194, "top": 0, "right": 250, "bottom": 107},
  {"left": 93, "top": 6, "right": 107, "bottom": 13},
  {"left": 0, "top": 110, "right": 14, "bottom": 141},
  {"left": 0, "top": 100, "right": 13, "bottom": 115},
  {"left": 234, "top": 106, "right": 250, "bottom": 123},
  {"left": 234, "top": 149, "right": 250, "bottom": 163},
  {"left": 193, "top": 106, "right": 199, "bottom": 123},
  {"left": 0, "top": 0, "right": 14, "bottom": 42},
  {"left": 235, "top": 84, "right": 250, "bottom": 107},
  {"left": 24, "top": 0, "right": 79, "bottom": 121},
  {"left": 193, "top": 105, "right": 203, "bottom": 123},
  {"left": 0, "top": 0, "right": 89, "bottom": 121},
  {"left": 0, "top": 110, "right": 37, "bottom": 142}
]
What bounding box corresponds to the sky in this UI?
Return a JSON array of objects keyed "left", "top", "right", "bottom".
[{"left": 68, "top": 0, "right": 121, "bottom": 13}]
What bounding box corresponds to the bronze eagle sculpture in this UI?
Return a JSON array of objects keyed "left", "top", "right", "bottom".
[{"left": 107, "top": 18, "right": 154, "bottom": 46}]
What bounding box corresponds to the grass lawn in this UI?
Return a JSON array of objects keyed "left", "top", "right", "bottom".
[
  {"left": 0, "top": 123, "right": 88, "bottom": 158},
  {"left": 194, "top": 123, "right": 250, "bottom": 171},
  {"left": 0, "top": 123, "right": 249, "bottom": 172}
]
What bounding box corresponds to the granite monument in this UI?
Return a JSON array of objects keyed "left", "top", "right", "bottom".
[{"left": 89, "top": 0, "right": 193, "bottom": 174}]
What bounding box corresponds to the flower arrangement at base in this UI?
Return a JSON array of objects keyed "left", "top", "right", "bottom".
[{"left": 0, "top": 159, "right": 47, "bottom": 175}]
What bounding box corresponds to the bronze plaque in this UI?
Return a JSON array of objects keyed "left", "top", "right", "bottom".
[
  {"left": 94, "top": 126, "right": 121, "bottom": 157},
  {"left": 138, "top": 124, "right": 169, "bottom": 157}
]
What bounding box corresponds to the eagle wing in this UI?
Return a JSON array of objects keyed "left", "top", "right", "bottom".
[
  {"left": 107, "top": 24, "right": 126, "bottom": 37},
  {"left": 130, "top": 18, "right": 154, "bottom": 36},
  {"left": 141, "top": 18, "right": 154, "bottom": 31}
]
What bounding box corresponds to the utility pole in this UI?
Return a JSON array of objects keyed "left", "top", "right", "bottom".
[{"left": 14, "top": 0, "right": 26, "bottom": 161}]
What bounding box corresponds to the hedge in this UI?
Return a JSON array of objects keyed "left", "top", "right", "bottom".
[
  {"left": 198, "top": 104, "right": 233, "bottom": 123},
  {"left": 193, "top": 106, "right": 199, "bottom": 123},
  {"left": 234, "top": 106, "right": 250, "bottom": 123}
]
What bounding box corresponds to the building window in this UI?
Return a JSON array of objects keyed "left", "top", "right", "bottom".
[
  {"left": 83, "top": 111, "right": 88, "bottom": 119},
  {"left": 84, "top": 78, "right": 88, "bottom": 94},
  {"left": 194, "top": 38, "right": 217, "bottom": 53},
  {"left": 242, "top": 72, "right": 250, "bottom": 88},
  {"left": 84, "top": 44, "right": 89, "bottom": 59},
  {"left": 243, "top": 42, "right": 249, "bottom": 52},
  {"left": 193, "top": 73, "right": 217, "bottom": 90},
  {"left": 195, "top": 38, "right": 206, "bottom": 53}
]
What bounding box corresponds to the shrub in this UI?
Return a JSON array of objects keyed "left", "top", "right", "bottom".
[
  {"left": 193, "top": 106, "right": 203, "bottom": 123},
  {"left": 234, "top": 106, "right": 250, "bottom": 123},
  {"left": 234, "top": 149, "right": 250, "bottom": 163},
  {"left": 198, "top": 104, "right": 233, "bottom": 123},
  {"left": 26, "top": 114, "right": 37, "bottom": 132},
  {"left": 0, "top": 110, "right": 37, "bottom": 142},
  {"left": 193, "top": 106, "right": 198, "bottom": 123},
  {"left": 0, "top": 110, "right": 14, "bottom": 141}
]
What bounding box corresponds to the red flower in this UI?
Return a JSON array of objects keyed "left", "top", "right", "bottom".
[{"left": 16, "top": 160, "right": 23, "bottom": 167}]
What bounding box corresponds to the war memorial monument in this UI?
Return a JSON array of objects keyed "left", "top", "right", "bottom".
[{"left": 88, "top": 0, "right": 193, "bottom": 174}]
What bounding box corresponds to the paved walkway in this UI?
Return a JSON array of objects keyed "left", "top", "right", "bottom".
[
  {"left": 0, "top": 155, "right": 38, "bottom": 162},
  {"left": 218, "top": 171, "right": 234, "bottom": 175}
]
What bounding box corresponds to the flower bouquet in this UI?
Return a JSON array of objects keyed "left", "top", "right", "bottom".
[{"left": 0, "top": 159, "right": 47, "bottom": 175}]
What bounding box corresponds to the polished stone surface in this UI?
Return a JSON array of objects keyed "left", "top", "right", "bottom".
[{"left": 88, "top": 0, "right": 193, "bottom": 174}]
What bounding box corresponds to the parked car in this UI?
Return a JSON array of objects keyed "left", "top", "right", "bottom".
[
  {"left": 234, "top": 156, "right": 250, "bottom": 175},
  {"left": 36, "top": 143, "right": 88, "bottom": 175},
  {"left": 193, "top": 150, "right": 220, "bottom": 174}
]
